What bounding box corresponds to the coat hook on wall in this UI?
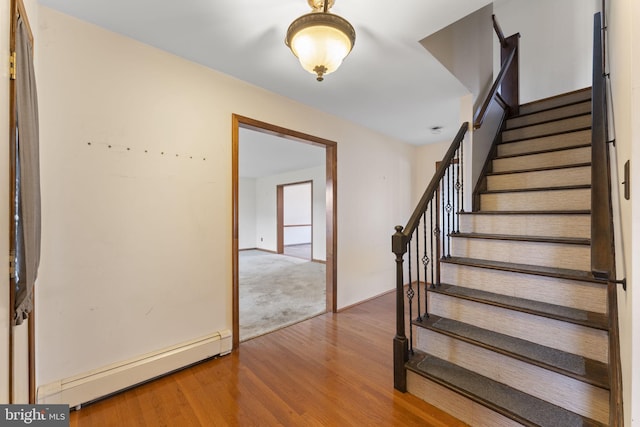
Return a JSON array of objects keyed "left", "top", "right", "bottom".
[{"left": 85, "top": 141, "right": 207, "bottom": 160}]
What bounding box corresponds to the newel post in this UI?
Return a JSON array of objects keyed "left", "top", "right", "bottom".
[
  {"left": 392, "top": 225, "right": 409, "bottom": 391},
  {"left": 501, "top": 33, "right": 520, "bottom": 117}
]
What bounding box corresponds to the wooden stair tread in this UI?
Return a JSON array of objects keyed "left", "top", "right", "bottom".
[
  {"left": 486, "top": 162, "right": 591, "bottom": 176},
  {"left": 407, "top": 352, "right": 606, "bottom": 427},
  {"left": 481, "top": 184, "right": 591, "bottom": 195},
  {"left": 494, "top": 144, "right": 591, "bottom": 160},
  {"left": 505, "top": 101, "right": 592, "bottom": 131},
  {"left": 451, "top": 232, "right": 590, "bottom": 245},
  {"left": 512, "top": 99, "right": 591, "bottom": 119},
  {"left": 518, "top": 88, "right": 592, "bottom": 116},
  {"left": 441, "top": 256, "right": 606, "bottom": 284},
  {"left": 429, "top": 284, "right": 608, "bottom": 330},
  {"left": 414, "top": 315, "right": 609, "bottom": 389},
  {"left": 501, "top": 115, "right": 592, "bottom": 143},
  {"left": 498, "top": 128, "right": 591, "bottom": 146}
]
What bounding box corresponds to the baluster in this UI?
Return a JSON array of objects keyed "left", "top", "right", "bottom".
[
  {"left": 436, "top": 178, "right": 447, "bottom": 264},
  {"left": 455, "top": 149, "right": 461, "bottom": 233},
  {"left": 406, "top": 235, "right": 414, "bottom": 353},
  {"left": 422, "top": 211, "right": 429, "bottom": 318},
  {"left": 446, "top": 164, "right": 453, "bottom": 258},
  {"left": 460, "top": 139, "right": 465, "bottom": 214},
  {"left": 415, "top": 224, "right": 422, "bottom": 322},
  {"left": 430, "top": 197, "right": 436, "bottom": 288},
  {"left": 441, "top": 178, "right": 446, "bottom": 261}
]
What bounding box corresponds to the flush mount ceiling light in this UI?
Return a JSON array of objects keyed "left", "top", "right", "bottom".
[{"left": 285, "top": 0, "right": 356, "bottom": 82}]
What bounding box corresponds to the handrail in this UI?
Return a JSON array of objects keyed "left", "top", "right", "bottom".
[
  {"left": 474, "top": 15, "right": 520, "bottom": 129},
  {"left": 473, "top": 47, "right": 515, "bottom": 129},
  {"left": 492, "top": 14, "right": 506, "bottom": 47},
  {"left": 402, "top": 123, "right": 468, "bottom": 236},
  {"left": 591, "top": 11, "right": 624, "bottom": 427},
  {"left": 591, "top": 12, "right": 613, "bottom": 279}
]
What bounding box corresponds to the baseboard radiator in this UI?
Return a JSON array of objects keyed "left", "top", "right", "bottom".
[{"left": 37, "top": 330, "right": 232, "bottom": 408}]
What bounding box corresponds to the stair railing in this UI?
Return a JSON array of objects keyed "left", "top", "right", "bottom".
[
  {"left": 591, "top": 13, "right": 613, "bottom": 281},
  {"left": 392, "top": 122, "right": 468, "bottom": 391},
  {"left": 591, "top": 10, "right": 624, "bottom": 427},
  {"left": 392, "top": 15, "right": 520, "bottom": 392},
  {"left": 474, "top": 15, "right": 520, "bottom": 128}
]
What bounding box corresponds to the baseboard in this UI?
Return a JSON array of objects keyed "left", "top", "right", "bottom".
[
  {"left": 37, "top": 330, "right": 232, "bottom": 408},
  {"left": 337, "top": 288, "right": 395, "bottom": 312},
  {"left": 256, "top": 248, "right": 277, "bottom": 254}
]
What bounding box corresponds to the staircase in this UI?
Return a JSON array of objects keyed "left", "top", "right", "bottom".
[{"left": 405, "top": 88, "right": 614, "bottom": 426}]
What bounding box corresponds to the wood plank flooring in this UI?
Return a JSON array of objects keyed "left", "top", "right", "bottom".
[{"left": 69, "top": 291, "right": 466, "bottom": 426}]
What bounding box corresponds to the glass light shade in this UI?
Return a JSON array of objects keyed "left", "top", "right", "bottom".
[{"left": 286, "top": 12, "right": 355, "bottom": 81}]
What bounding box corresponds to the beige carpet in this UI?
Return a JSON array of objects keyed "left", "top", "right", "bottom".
[{"left": 239, "top": 250, "right": 326, "bottom": 341}]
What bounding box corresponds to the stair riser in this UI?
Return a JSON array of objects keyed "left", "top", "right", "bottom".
[
  {"left": 506, "top": 101, "right": 592, "bottom": 130},
  {"left": 493, "top": 146, "right": 591, "bottom": 173},
  {"left": 440, "top": 263, "right": 607, "bottom": 313},
  {"left": 497, "top": 130, "right": 591, "bottom": 157},
  {"left": 519, "top": 89, "right": 591, "bottom": 115},
  {"left": 502, "top": 115, "right": 591, "bottom": 143},
  {"left": 486, "top": 166, "right": 591, "bottom": 191},
  {"left": 415, "top": 330, "right": 609, "bottom": 424},
  {"left": 480, "top": 189, "right": 591, "bottom": 211},
  {"left": 459, "top": 214, "right": 590, "bottom": 239},
  {"left": 428, "top": 293, "right": 609, "bottom": 363},
  {"left": 407, "top": 372, "right": 524, "bottom": 427},
  {"left": 450, "top": 238, "right": 590, "bottom": 271}
]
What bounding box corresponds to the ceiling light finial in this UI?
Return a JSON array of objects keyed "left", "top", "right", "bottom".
[{"left": 285, "top": 0, "right": 355, "bottom": 82}]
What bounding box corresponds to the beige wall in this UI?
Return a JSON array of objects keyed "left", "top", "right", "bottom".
[
  {"left": 35, "top": 6, "right": 415, "bottom": 391},
  {"left": 608, "top": 0, "right": 640, "bottom": 425}
]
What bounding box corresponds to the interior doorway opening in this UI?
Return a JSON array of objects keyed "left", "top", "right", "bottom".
[
  {"left": 232, "top": 115, "right": 337, "bottom": 349},
  {"left": 278, "top": 181, "right": 313, "bottom": 261}
]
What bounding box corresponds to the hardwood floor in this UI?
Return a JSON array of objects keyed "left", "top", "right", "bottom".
[{"left": 69, "top": 291, "right": 466, "bottom": 426}]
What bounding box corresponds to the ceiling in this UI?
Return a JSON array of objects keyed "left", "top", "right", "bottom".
[
  {"left": 38, "top": 0, "right": 494, "bottom": 147},
  {"left": 239, "top": 127, "right": 325, "bottom": 178}
]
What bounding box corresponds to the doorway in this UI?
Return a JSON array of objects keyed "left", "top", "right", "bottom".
[
  {"left": 278, "top": 181, "right": 313, "bottom": 260},
  {"left": 232, "top": 114, "right": 337, "bottom": 349}
]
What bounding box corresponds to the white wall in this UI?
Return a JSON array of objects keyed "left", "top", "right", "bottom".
[
  {"left": 608, "top": 0, "right": 640, "bottom": 425},
  {"left": 283, "top": 182, "right": 312, "bottom": 246},
  {"left": 35, "top": 6, "right": 415, "bottom": 392},
  {"left": 238, "top": 177, "right": 257, "bottom": 250},
  {"left": 255, "top": 166, "right": 325, "bottom": 260},
  {"left": 493, "top": 0, "right": 599, "bottom": 103}
]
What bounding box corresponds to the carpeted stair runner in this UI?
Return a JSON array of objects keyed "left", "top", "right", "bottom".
[
  {"left": 415, "top": 315, "right": 608, "bottom": 388},
  {"left": 431, "top": 284, "right": 607, "bottom": 329},
  {"left": 408, "top": 353, "right": 605, "bottom": 427}
]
